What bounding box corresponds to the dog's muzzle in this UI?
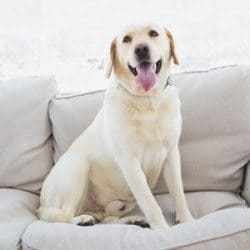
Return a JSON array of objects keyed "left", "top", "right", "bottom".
[{"left": 128, "top": 59, "right": 162, "bottom": 92}]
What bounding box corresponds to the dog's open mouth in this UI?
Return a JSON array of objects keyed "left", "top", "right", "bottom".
[{"left": 128, "top": 59, "right": 162, "bottom": 91}]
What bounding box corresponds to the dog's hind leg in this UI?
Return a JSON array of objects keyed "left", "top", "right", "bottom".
[{"left": 39, "top": 147, "right": 90, "bottom": 223}]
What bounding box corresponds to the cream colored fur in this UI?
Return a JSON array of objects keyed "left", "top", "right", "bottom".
[{"left": 38, "top": 23, "right": 193, "bottom": 229}]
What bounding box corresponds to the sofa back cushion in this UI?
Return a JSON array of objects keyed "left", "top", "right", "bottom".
[
  {"left": 50, "top": 91, "right": 104, "bottom": 163},
  {"left": 173, "top": 65, "right": 250, "bottom": 193},
  {"left": 49, "top": 65, "right": 250, "bottom": 194},
  {"left": 0, "top": 76, "right": 58, "bottom": 193}
]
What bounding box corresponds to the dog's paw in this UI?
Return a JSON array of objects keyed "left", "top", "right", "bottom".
[
  {"left": 174, "top": 211, "right": 194, "bottom": 224},
  {"left": 72, "top": 214, "right": 96, "bottom": 226},
  {"left": 126, "top": 217, "right": 150, "bottom": 228}
]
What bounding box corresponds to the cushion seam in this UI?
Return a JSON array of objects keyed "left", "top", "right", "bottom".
[
  {"left": 54, "top": 89, "right": 105, "bottom": 100},
  {"left": 169, "top": 64, "right": 237, "bottom": 77},
  {"left": 22, "top": 235, "right": 41, "bottom": 250},
  {"left": 165, "top": 227, "right": 250, "bottom": 250}
]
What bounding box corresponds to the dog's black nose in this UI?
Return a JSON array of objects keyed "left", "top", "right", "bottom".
[{"left": 134, "top": 44, "right": 150, "bottom": 61}]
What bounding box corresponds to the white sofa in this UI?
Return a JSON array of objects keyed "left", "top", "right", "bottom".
[{"left": 0, "top": 65, "right": 250, "bottom": 250}]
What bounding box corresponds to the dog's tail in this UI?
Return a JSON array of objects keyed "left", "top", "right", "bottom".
[{"left": 37, "top": 207, "right": 72, "bottom": 223}]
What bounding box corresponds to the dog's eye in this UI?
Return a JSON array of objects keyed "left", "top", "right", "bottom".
[
  {"left": 149, "top": 30, "right": 159, "bottom": 37},
  {"left": 123, "top": 35, "right": 132, "bottom": 43}
]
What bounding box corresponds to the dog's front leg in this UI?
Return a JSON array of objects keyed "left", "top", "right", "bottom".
[
  {"left": 118, "top": 156, "right": 168, "bottom": 229},
  {"left": 163, "top": 146, "right": 194, "bottom": 223}
]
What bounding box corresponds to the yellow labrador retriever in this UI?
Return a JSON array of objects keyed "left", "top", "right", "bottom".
[{"left": 38, "top": 23, "right": 194, "bottom": 229}]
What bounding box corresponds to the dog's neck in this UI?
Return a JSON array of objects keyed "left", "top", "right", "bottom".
[
  {"left": 106, "top": 77, "right": 176, "bottom": 116},
  {"left": 114, "top": 77, "right": 172, "bottom": 99}
]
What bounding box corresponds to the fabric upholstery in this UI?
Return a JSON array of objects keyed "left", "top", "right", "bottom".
[
  {"left": 0, "top": 188, "right": 39, "bottom": 250},
  {"left": 0, "top": 76, "right": 58, "bottom": 193},
  {"left": 126, "top": 191, "right": 247, "bottom": 224},
  {"left": 173, "top": 65, "right": 250, "bottom": 193},
  {"left": 49, "top": 90, "right": 104, "bottom": 163},
  {"left": 242, "top": 161, "right": 250, "bottom": 205},
  {"left": 49, "top": 65, "right": 250, "bottom": 194},
  {"left": 22, "top": 192, "right": 249, "bottom": 250}
]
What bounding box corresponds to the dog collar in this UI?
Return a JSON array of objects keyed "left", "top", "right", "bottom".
[{"left": 117, "top": 76, "right": 172, "bottom": 98}]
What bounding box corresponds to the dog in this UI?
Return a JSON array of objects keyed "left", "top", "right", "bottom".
[{"left": 38, "top": 23, "right": 194, "bottom": 229}]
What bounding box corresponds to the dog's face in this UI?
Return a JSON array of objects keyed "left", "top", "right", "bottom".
[{"left": 106, "top": 23, "right": 179, "bottom": 96}]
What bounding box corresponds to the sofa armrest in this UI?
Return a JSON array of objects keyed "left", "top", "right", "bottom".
[{"left": 242, "top": 161, "right": 250, "bottom": 205}]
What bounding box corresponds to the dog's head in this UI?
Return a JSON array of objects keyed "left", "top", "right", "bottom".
[{"left": 106, "top": 23, "right": 179, "bottom": 96}]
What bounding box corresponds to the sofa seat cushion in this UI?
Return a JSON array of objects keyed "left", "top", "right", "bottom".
[
  {"left": 126, "top": 191, "right": 247, "bottom": 224},
  {"left": 22, "top": 191, "right": 249, "bottom": 250},
  {"left": 0, "top": 188, "right": 39, "bottom": 250},
  {"left": 49, "top": 65, "right": 250, "bottom": 194},
  {"left": 0, "top": 76, "right": 58, "bottom": 193}
]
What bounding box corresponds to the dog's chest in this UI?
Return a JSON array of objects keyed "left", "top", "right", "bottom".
[
  {"left": 106, "top": 85, "right": 181, "bottom": 148},
  {"left": 128, "top": 98, "right": 179, "bottom": 146}
]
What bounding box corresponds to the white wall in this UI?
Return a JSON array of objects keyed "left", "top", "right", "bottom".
[{"left": 0, "top": 0, "right": 249, "bottom": 91}]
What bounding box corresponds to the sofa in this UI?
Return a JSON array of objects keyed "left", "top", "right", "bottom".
[{"left": 0, "top": 65, "right": 250, "bottom": 250}]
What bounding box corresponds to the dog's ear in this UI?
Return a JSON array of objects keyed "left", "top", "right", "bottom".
[
  {"left": 164, "top": 28, "right": 179, "bottom": 66},
  {"left": 106, "top": 37, "right": 117, "bottom": 78}
]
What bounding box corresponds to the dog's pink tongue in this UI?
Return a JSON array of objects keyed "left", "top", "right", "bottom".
[{"left": 135, "top": 62, "right": 157, "bottom": 91}]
